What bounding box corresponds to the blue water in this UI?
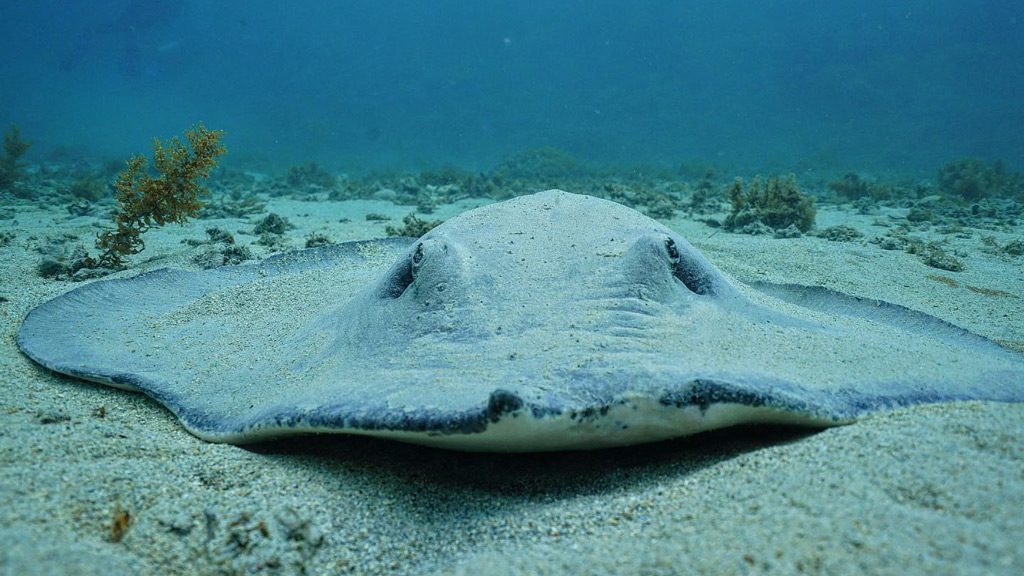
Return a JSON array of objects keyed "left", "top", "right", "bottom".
[{"left": 1, "top": 0, "right": 1021, "bottom": 175}]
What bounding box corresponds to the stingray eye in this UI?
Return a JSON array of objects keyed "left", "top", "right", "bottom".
[
  {"left": 411, "top": 243, "right": 425, "bottom": 267},
  {"left": 378, "top": 243, "right": 423, "bottom": 299},
  {"left": 664, "top": 237, "right": 681, "bottom": 261},
  {"left": 664, "top": 237, "right": 713, "bottom": 295}
]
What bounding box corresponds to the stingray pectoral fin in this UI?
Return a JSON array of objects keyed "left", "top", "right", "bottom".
[
  {"left": 16, "top": 239, "right": 413, "bottom": 401},
  {"left": 748, "top": 281, "right": 1008, "bottom": 349},
  {"left": 747, "top": 281, "right": 1024, "bottom": 408}
]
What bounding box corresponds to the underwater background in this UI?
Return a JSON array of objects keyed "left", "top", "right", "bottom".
[
  {"left": 1, "top": 0, "right": 1022, "bottom": 175},
  {"left": 4, "top": 3, "right": 1024, "bottom": 575}
]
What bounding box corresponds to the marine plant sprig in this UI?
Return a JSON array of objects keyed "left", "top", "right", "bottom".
[
  {"left": 0, "top": 125, "right": 31, "bottom": 193},
  {"left": 92, "top": 124, "right": 226, "bottom": 268}
]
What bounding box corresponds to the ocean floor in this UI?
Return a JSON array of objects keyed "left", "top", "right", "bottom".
[{"left": 1, "top": 173, "right": 1023, "bottom": 574}]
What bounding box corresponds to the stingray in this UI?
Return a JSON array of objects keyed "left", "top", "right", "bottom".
[{"left": 17, "top": 190, "right": 1024, "bottom": 451}]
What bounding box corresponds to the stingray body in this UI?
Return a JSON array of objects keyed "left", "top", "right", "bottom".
[{"left": 17, "top": 191, "right": 1024, "bottom": 451}]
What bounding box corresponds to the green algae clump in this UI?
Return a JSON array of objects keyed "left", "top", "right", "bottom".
[
  {"left": 827, "top": 173, "right": 892, "bottom": 201},
  {"left": 385, "top": 213, "right": 442, "bottom": 238},
  {"left": 725, "top": 174, "right": 816, "bottom": 234},
  {"left": 0, "top": 125, "right": 31, "bottom": 195},
  {"left": 936, "top": 158, "right": 1024, "bottom": 201},
  {"left": 491, "top": 147, "right": 581, "bottom": 182}
]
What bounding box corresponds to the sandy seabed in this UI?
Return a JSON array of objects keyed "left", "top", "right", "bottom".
[{"left": 1, "top": 192, "right": 1022, "bottom": 575}]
